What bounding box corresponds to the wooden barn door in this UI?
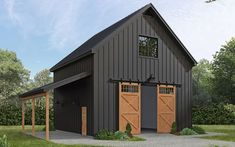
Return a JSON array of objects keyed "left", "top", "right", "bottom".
[
  {"left": 157, "top": 85, "right": 176, "bottom": 133},
  {"left": 119, "top": 82, "right": 141, "bottom": 134}
]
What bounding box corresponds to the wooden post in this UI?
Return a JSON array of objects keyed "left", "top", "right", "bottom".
[
  {"left": 32, "top": 98, "right": 35, "bottom": 136},
  {"left": 45, "top": 92, "right": 50, "bottom": 141},
  {"left": 22, "top": 101, "right": 25, "bottom": 131},
  {"left": 81, "top": 107, "right": 87, "bottom": 136}
]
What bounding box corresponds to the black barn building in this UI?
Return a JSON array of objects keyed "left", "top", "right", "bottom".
[{"left": 21, "top": 3, "right": 197, "bottom": 136}]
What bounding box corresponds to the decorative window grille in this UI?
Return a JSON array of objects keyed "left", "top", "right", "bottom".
[
  {"left": 139, "top": 36, "right": 158, "bottom": 58},
  {"left": 121, "top": 85, "right": 139, "bottom": 93},
  {"left": 159, "top": 87, "right": 174, "bottom": 94}
]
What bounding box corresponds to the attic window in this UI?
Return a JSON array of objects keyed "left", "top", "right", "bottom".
[{"left": 139, "top": 36, "right": 158, "bottom": 58}]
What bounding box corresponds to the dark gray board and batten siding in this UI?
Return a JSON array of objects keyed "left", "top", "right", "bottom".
[{"left": 93, "top": 13, "right": 193, "bottom": 133}]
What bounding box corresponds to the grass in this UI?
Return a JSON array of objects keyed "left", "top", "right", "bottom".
[
  {"left": 0, "top": 125, "right": 100, "bottom": 147},
  {"left": 198, "top": 125, "right": 235, "bottom": 142},
  {"left": 128, "top": 136, "right": 146, "bottom": 141},
  {"left": 207, "top": 145, "right": 228, "bottom": 147}
]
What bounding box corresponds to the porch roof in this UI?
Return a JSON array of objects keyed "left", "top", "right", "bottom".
[{"left": 19, "top": 72, "right": 91, "bottom": 99}]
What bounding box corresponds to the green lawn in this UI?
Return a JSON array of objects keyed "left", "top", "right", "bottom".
[
  {"left": 0, "top": 126, "right": 99, "bottom": 147},
  {"left": 198, "top": 125, "right": 235, "bottom": 142}
]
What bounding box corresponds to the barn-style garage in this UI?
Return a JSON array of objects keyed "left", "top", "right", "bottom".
[{"left": 20, "top": 3, "right": 196, "bottom": 137}]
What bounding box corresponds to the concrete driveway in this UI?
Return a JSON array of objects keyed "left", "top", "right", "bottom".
[{"left": 29, "top": 130, "right": 235, "bottom": 147}]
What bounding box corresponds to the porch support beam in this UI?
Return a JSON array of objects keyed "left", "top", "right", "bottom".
[
  {"left": 32, "top": 98, "right": 35, "bottom": 136},
  {"left": 45, "top": 92, "right": 50, "bottom": 141},
  {"left": 22, "top": 101, "right": 25, "bottom": 131}
]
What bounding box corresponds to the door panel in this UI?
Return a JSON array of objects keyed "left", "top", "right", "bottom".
[
  {"left": 119, "top": 82, "right": 141, "bottom": 134},
  {"left": 157, "top": 85, "right": 176, "bottom": 133},
  {"left": 141, "top": 86, "right": 157, "bottom": 129}
]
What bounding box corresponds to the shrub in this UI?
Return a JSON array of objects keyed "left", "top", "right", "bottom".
[
  {"left": 192, "top": 103, "right": 235, "bottom": 124},
  {"left": 170, "top": 122, "right": 177, "bottom": 134},
  {"left": 224, "top": 104, "right": 235, "bottom": 113},
  {"left": 179, "top": 128, "right": 197, "bottom": 135},
  {"left": 192, "top": 126, "right": 205, "bottom": 134},
  {"left": 0, "top": 102, "right": 54, "bottom": 125},
  {"left": 0, "top": 135, "right": 8, "bottom": 147},
  {"left": 125, "top": 123, "right": 132, "bottom": 138},
  {"left": 114, "top": 131, "right": 129, "bottom": 140},
  {"left": 94, "top": 129, "right": 115, "bottom": 140},
  {"left": 94, "top": 129, "right": 145, "bottom": 141}
]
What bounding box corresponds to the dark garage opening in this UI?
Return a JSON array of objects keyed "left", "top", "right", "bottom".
[
  {"left": 54, "top": 77, "right": 93, "bottom": 135},
  {"left": 141, "top": 85, "right": 157, "bottom": 132}
]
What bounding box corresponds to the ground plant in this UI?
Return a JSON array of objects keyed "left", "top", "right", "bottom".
[
  {"left": 94, "top": 129, "right": 115, "bottom": 140},
  {"left": 0, "top": 135, "right": 8, "bottom": 147},
  {"left": 125, "top": 123, "right": 132, "bottom": 137},
  {"left": 192, "top": 126, "right": 206, "bottom": 134},
  {"left": 114, "top": 131, "right": 129, "bottom": 140},
  {"left": 179, "top": 128, "right": 197, "bottom": 135},
  {"left": 94, "top": 129, "right": 145, "bottom": 141},
  {"left": 170, "top": 122, "right": 177, "bottom": 134}
]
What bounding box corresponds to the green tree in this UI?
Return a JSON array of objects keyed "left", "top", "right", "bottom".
[
  {"left": 28, "top": 69, "right": 53, "bottom": 106},
  {"left": 192, "top": 59, "right": 213, "bottom": 106},
  {"left": 0, "top": 49, "right": 30, "bottom": 101},
  {"left": 33, "top": 69, "right": 52, "bottom": 87},
  {"left": 212, "top": 37, "right": 235, "bottom": 104}
]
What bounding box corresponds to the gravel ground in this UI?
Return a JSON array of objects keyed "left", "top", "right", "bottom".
[{"left": 28, "top": 130, "right": 235, "bottom": 147}]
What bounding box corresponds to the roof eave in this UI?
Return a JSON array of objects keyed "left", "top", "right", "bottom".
[{"left": 50, "top": 50, "right": 93, "bottom": 72}]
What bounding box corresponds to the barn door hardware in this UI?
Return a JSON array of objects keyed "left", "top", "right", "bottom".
[
  {"left": 145, "top": 74, "right": 155, "bottom": 82},
  {"left": 109, "top": 78, "right": 181, "bottom": 87}
]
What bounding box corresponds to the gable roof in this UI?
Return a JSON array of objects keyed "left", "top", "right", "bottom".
[{"left": 50, "top": 3, "right": 197, "bottom": 72}]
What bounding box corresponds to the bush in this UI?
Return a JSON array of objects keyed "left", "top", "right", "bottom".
[
  {"left": 192, "top": 103, "right": 235, "bottom": 124},
  {"left": 94, "top": 129, "right": 145, "bottom": 141},
  {"left": 114, "top": 131, "right": 129, "bottom": 140},
  {"left": 170, "top": 122, "right": 177, "bottom": 134},
  {"left": 179, "top": 128, "right": 197, "bottom": 135},
  {"left": 224, "top": 104, "right": 235, "bottom": 113},
  {"left": 95, "top": 129, "right": 130, "bottom": 140},
  {"left": 125, "top": 123, "right": 132, "bottom": 138},
  {"left": 0, "top": 102, "right": 54, "bottom": 125},
  {"left": 94, "top": 129, "right": 115, "bottom": 140},
  {"left": 0, "top": 135, "right": 8, "bottom": 147},
  {"left": 192, "top": 126, "right": 205, "bottom": 134}
]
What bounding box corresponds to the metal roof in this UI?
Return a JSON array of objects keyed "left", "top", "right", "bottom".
[
  {"left": 50, "top": 3, "right": 197, "bottom": 72},
  {"left": 19, "top": 72, "right": 91, "bottom": 98}
]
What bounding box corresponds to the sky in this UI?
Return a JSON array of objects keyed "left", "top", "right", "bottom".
[{"left": 0, "top": 0, "right": 235, "bottom": 77}]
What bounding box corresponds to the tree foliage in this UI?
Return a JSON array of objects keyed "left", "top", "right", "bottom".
[
  {"left": 193, "top": 37, "right": 235, "bottom": 105},
  {"left": 31, "top": 69, "right": 53, "bottom": 106},
  {"left": 192, "top": 59, "right": 213, "bottom": 106},
  {"left": 212, "top": 37, "right": 235, "bottom": 104},
  {"left": 0, "top": 49, "right": 30, "bottom": 101},
  {"left": 33, "top": 69, "right": 52, "bottom": 87}
]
